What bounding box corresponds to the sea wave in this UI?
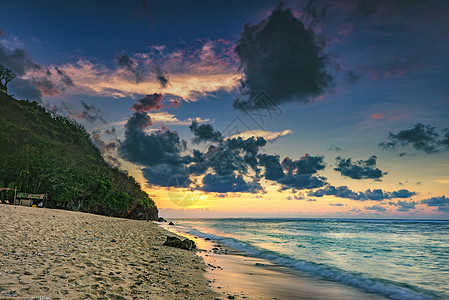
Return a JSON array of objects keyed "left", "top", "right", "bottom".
[{"left": 180, "top": 225, "right": 436, "bottom": 300}]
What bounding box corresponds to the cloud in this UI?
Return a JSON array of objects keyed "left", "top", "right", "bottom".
[
  {"left": 148, "top": 112, "right": 209, "bottom": 126},
  {"left": 303, "top": 0, "right": 329, "bottom": 24},
  {"left": 68, "top": 101, "right": 106, "bottom": 124},
  {"left": 91, "top": 130, "right": 117, "bottom": 153},
  {"left": 379, "top": 123, "right": 448, "bottom": 154},
  {"left": 199, "top": 173, "right": 262, "bottom": 193},
  {"left": 390, "top": 189, "right": 415, "bottom": 198},
  {"left": 119, "top": 116, "right": 187, "bottom": 167},
  {"left": 365, "top": 204, "right": 387, "bottom": 212},
  {"left": 257, "top": 154, "right": 285, "bottom": 180},
  {"left": 309, "top": 185, "right": 416, "bottom": 201},
  {"left": 330, "top": 203, "right": 344, "bottom": 207},
  {"left": 0, "top": 42, "right": 74, "bottom": 101},
  {"left": 131, "top": 93, "right": 164, "bottom": 112},
  {"left": 233, "top": 3, "right": 332, "bottom": 110},
  {"left": 119, "top": 115, "right": 272, "bottom": 193},
  {"left": 116, "top": 52, "right": 143, "bottom": 83},
  {"left": 334, "top": 155, "right": 387, "bottom": 180},
  {"left": 440, "top": 129, "right": 449, "bottom": 149},
  {"left": 259, "top": 154, "right": 327, "bottom": 190},
  {"left": 327, "top": 144, "right": 342, "bottom": 152},
  {"left": 189, "top": 120, "right": 223, "bottom": 144},
  {"left": 421, "top": 196, "right": 449, "bottom": 212},
  {"left": 389, "top": 200, "right": 417, "bottom": 212},
  {"left": 155, "top": 66, "right": 169, "bottom": 88},
  {"left": 231, "top": 129, "right": 292, "bottom": 141},
  {"left": 60, "top": 39, "right": 238, "bottom": 101},
  {"left": 55, "top": 67, "right": 74, "bottom": 87}
]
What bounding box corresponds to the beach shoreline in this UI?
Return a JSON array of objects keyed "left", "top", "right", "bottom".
[
  {"left": 163, "top": 221, "right": 389, "bottom": 300},
  {"left": 0, "top": 204, "right": 219, "bottom": 299}
]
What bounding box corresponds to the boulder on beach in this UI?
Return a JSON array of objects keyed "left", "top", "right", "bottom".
[{"left": 163, "top": 236, "right": 196, "bottom": 250}]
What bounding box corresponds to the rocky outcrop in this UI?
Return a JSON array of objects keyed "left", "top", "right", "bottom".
[{"left": 163, "top": 236, "right": 196, "bottom": 250}]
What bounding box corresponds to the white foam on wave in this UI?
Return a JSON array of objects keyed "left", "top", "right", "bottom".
[{"left": 182, "top": 225, "right": 436, "bottom": 300}]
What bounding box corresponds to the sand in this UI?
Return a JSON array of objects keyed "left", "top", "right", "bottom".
[
  {"left": 164, "top": 223, "right": 388, "bottom": 300},
  {"left": 0, "top": 204, "right": 219, "bottom": 300}
]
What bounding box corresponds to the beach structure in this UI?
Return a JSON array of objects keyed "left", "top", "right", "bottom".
[
  {"left": 0, "top": 187, "right": 47, "bottom": 207},
  {"left": 14, "top": 192, "right": 47, "bottom": 207}
]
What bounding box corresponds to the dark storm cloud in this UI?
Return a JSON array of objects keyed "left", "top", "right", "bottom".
[
  {"left": 189, "top": 120, "right": 223, "bottom": 144},
  {"left": 199, "top": 173, "right": 262, "bottom": 193},
  {"left": 278, "top": 174, "right": 327, "bottom": 190},
  {"left": 421, "top": 196, "right": 449, "bottom": 212},
  {"left": 257, "top": 154, "right": 285, "bottom": 180},
  {"left": 296, "top": 154, "right": 326, "bottom": 175},
  {"left": 309, "top": 185, "right": 416, "bottom": 201},
  {"left": 131, "top": 93, "right": 163, "bottom": 112},
  {"left": 203, "top": 136, "right": 267, "bottom": 178},
  {"left": 119, "top": 119, "right": 186, "bottom": 166},
  {"left": 389, "top": 200, "right": 417, "bottom": 212},
  {"left": 116, "top": 52, "right": 143, "bottom": 83},
  {"left": 255, "top": 154, "right": 328, "bottom": 190},
  {"left": 233, "top": 3, "right": 332, "bottom": 110},
  {"left": 365, "top": 205, "right": 387, "bottom": 212},
  {"left": 391, "top": 189, "right": 415, "bottom": 198},
  {"left": 334, "top": 155, "right": 386, "bottom": 180},
  {"left": 379, "top": 123, "right": 449, "bottom": 154},
  {"left": 120, "top": 113, "right": 328, "bottom": 193},
  {"left": 120, "top": 116, "right": 271, "bottom": 192},
  {"left": 142, "top": 164, "right": 191, "bottom": 188},
  {"left": 119, "top": 98, "right": 195, "bottom": 188}
]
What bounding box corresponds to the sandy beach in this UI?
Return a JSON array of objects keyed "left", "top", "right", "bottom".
[
  {"left": 0, "top": 204, "right": 219, "bottom": 300},
  {"left": 164, "top": 223, "right": 388, "bottom": 300}
]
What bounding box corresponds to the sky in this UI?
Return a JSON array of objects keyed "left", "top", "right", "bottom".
[{"left": 1, "top": 0, "right": 448, "bottom": 219}]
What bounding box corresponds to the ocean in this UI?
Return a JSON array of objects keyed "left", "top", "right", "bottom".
[{"left": 174, "top": 218, "right": 449, "bottom": 299}]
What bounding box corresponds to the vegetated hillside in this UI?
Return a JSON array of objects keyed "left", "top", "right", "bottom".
[{"left": 0, "top": 93, "right": 158, "bottom": 220}]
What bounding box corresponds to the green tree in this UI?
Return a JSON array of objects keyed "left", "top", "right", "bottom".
[{"left": 0, "top": 65, "right": 16, "bottom": 94}]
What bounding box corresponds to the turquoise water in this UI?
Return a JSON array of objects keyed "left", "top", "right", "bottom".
[{"left": 175, "top": 218, "right": 449, "bottom": 299}]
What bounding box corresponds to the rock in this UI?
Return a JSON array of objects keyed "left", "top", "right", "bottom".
[
  {"left": 157, "top": 217, "right": 166, "bottom": 222},
  {"left": 162, "top": 236, "right": 196, "bottom": 250},
  {"left": 168, "top": 221, "right": 174, "bottom": 225},
  {"left": 205, "top": 238, "right": 211, "bottom": 241},
  {"left": 7, "top": 290, "right": 17, "bottom": 297}
]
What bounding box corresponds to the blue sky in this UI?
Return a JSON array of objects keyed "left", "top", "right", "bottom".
[{"left": 1, "top": 0, "right": 448, "bottom": 218}]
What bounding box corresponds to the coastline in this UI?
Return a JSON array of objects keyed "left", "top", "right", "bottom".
[
  {"left": 163, "top": 221, "right": 389, "bottom": 300},
  {"left": 0, "top": 204, "right": 219, "bottom": 299}
]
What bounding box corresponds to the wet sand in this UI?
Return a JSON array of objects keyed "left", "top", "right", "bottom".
[
  {"left": 163, "top": 223, "right": 388, "bottom": 300},
  {"left": 0, "top": 204, "right": 219, "bottom": 299}
]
